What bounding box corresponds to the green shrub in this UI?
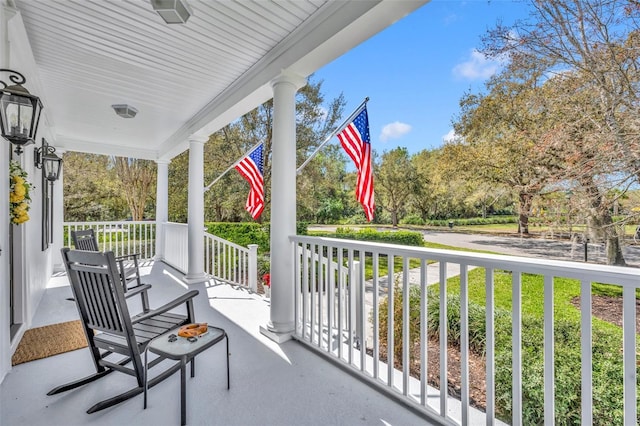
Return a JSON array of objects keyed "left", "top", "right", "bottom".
[
  {"left": 331, "top": 227, "right": 424, "bottom": 247},
  {"left": 378, "top": 285, "right": 629, "bottom": 425},
  {"left": 400, "top": 214, "right": 425, "bottom": 225},
  {"left": 425, "top": 216, "right": 518, "bottom": 227},
  {"left": 205, "top": 221, "right": 308, "bottom": 254},
  {"left": 206, "top": 222, "right": 269, "bottom": 252},
  {"left": 341, "top": 214, "right": 369, "bottom": 225},
  {"left": 257, "top": 255, "right": 270, "bottom": 277}
]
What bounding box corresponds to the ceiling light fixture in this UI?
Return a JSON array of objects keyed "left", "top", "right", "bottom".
[
  {"left": 111, "top": 104, "right": 138, "bottom": 119},
  {"left": 150, "top": 0, "right": 192, "bottom": 24}
]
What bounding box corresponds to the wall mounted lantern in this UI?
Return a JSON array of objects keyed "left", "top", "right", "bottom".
[
  {"left": 151, "top": 0, "right": 192, "bottom": 24},
  {"left": 0, "top": 69, "right": 43, "bottom": 155},
  {"left": 34, "top": 138, "right": 63, "bottom": 182},
  {"left": 35, "top": 138, "right": 62, "bottom": 250}
]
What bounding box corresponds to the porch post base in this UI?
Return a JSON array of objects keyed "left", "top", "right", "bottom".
[
  {"left": 183, "top": 273, "right": 208, "bottom": 285},
  {"left": 260, "top": 324, "right": 293, "bottom": 343}
]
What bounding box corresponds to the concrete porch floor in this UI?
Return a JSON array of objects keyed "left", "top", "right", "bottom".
[{"left": 1, "top": 261, "right": 434, "bottom": 426}]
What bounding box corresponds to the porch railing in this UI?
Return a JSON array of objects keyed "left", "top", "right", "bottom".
[
  {"left": 290, "top": 235, "right": 639, "bottom": 426},
  {"left": 64, "top": 221, "right": 257, "bottom": 291},
  {"left": 163, "top": 222, "right": 257, "bottom": 290},
  {"left": 163, "top": 222, "right": 188, "bottom": 272},
  {"left": 64, "top": 221, "right": 156, "bottom": 259}
]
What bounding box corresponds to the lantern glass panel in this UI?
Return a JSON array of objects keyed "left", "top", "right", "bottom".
[
  {"left": 1, "top": 95, "right": 33, "bottom": 138},
  {"left": 43, "top": 154, "right": 61, "bottom": 181}
]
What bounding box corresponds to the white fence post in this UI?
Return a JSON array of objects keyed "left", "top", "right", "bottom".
[
  {"left": 352, "top": 260, "right": 362, "bottom": 350},
  {"left": 248, "top": 244, "right": 259, "bottom": 293}
]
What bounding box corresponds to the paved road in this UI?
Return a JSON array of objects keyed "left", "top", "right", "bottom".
[
  {"left": 310, "top": 225, "right": 640, "bottom": 267},
  {"left": 421, "top": 231, "right": 640, "bottom": 267}
]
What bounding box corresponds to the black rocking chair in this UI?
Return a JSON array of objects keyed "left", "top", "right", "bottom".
[
  {"left": 49, "top": 248, "right": 199, "bottom": 414},
  {"left": 70, "top": 228, "right": 150, "bottom": 311}
]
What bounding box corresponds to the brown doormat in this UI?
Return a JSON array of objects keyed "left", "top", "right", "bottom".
[{"left": 11, "top": 320, "right": 88, "bottom": 366}]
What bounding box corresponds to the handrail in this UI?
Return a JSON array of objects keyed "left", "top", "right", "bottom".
[
  {"left": 290, "top": 235, "right": 639, "bottom": 425},
  {"left": 161, "top": 222, "right": 258, "bottom": 291},
  {"left": 204, "top": 232, "right": 257, "bottom": 291},
  {"left": 64, "top": 221, "right": 156, "bottom": 260}
]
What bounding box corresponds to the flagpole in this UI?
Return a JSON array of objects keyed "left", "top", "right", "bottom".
[
  {"left": 204, "top": 140, "right": 263, "bottom": 192},
  {"left": 296, "top": 97, "right": 369, "bottom": 174}
]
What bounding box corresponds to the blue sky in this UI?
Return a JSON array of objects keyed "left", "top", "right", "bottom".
[{"left": 314, "top": 0, "right": 531, "bottom": 154}]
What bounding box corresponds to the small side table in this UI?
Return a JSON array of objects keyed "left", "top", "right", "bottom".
[{"left": 144, "top": 326, "right": 230, "bottom": 425}]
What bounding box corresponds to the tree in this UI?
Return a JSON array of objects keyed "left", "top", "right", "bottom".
[
  {"left": 113, "top": 157, "right": 156, "bottom": 221},
  {"left": 63, "top": 152, "right": 128, "bottom": 221},
  {"left": 168, "top": 150, "right": 189, "bottom": 223},
  {"left": 535, "top": 69, "right": 631, "bottom": 264},
  {"left": 481, "top": 0, "right": 640, "bottom": 264},
  {"left": 410, "top": 149, "right": 441, "bottom": 220},
  {"left": 171, "top": 76, "right": 348, "bottom": 223},
  {"left": 376, "top": 147, "right": 417, "bottom": 227},
  {"left": 484, "top": 0, "right": 640, "bottom": 179},
  {"left": 451, "top": 55, "right": 560, "bottom": 234},
  {"left": 465, "top": 183, "right": 511, "bottom": 219}
]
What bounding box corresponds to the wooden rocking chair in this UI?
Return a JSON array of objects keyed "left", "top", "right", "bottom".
[
  {"left": 71, "top": 228, "right": 150, "bottom": 311},
  {"left": 49, "top": 248, "right": 199, "bottom": 414}
]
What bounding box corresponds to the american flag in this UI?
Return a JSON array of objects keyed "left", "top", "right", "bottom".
[
  {"left": 235, "top": 143, "right": 264, "bottom": 220},
  {"left": 337, "top": 106, "right": 374, "bottom": 221}
]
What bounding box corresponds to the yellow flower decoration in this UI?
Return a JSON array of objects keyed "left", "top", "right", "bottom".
[
  {"left": 9, "top": 160, "right": 32, "bottom": 225},
  {"left": 14, "top": 184, "right": 26, "bottom": 196}
]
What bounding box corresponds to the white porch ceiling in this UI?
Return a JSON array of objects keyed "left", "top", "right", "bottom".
[{"left": 6, "top": 0, "right": 427, "bottom": 160}]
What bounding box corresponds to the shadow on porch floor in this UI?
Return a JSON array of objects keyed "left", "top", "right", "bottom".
[{"left": 1, "top": 261, "right": 434, "bottom": 426}]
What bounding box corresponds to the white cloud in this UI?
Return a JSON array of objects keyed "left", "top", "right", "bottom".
[
  {"left": 443, "top": 129, "right": 457, "bottom": 143},
  {"left": 452, "top": 49, "right": 505, "bottom": 80},
  {"left": 379, "top": 121, "right": 412, "bottom": 142}
]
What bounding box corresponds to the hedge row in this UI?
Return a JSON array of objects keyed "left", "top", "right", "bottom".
[
  {"left": 310, "top": 227, "right": 424, "bottom": 247},
  {"left": 205, "top": 222, "right": 308, "bottom": 253},
  {"left": 400, "top": 215, "right": 518, "bottom": 226}
]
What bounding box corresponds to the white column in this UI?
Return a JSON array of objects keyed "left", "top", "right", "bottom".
[
  {"left": 261, "top": 71, "right": 306, "bottom": 342},
  {"left": 184, "top": 136, "right": 208, "bottom": 284},
  {"left": 52, "top": 149, "right": 65, "bottom": 272},
  {"left": 154, "top": 159, "right": 170, "bottom": 261}
]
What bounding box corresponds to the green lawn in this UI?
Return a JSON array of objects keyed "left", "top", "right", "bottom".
[
  {"left": 358, "top": 241, "right": 500, "bottom": 279},
  {"left": 383, "top": 266, "right": 636, "bottom": 424},
  {"left": 447, "top": 268, "right": 623, "bottom": 334}
]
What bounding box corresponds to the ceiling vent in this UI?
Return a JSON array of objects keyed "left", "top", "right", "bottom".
[
  {"left": 150, "top": 0, "right": 192, "bottom": 24},
  {"left": 111, "top": 104, "right": 138, "bottom": 119}
]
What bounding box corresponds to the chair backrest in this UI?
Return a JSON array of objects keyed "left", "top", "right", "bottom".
[
  {"left": 61, "top": 248, "right": 132, "bottom": 337},
  {"left": 71, "top": 229, "right": 99, "bottom": 251}
]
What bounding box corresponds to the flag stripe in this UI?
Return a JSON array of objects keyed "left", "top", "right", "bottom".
[
  {"left": 235, "top": 143, "right": 264, "bottom": 220},
  {"left": 337, "top": 106, "right": 374, "bottom": 221}
]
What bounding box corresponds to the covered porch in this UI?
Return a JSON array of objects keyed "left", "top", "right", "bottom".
[
  {"left": 0, "top": 0, "right": 427, "bottom": 388},
  {"left": 1, "top": 1, "right": 639, "bottom": 425},
  {"left": 0, "top": 260, "right": 436, "bottom": 426}
]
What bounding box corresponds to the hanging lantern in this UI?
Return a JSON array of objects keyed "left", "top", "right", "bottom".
[{"left": 0, "top": 69, "right": 43, "bottom": 155}]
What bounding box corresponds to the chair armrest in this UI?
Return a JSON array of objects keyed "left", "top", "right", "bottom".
[
  {"left": 131, "top": 290, "right": 199, "bottom": 324},
  {"left": 115, "top": 253, "right": 140, "bottom": 262},
  {"left": 124, "top": 284, "right": 152, "bottom": 299}
]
